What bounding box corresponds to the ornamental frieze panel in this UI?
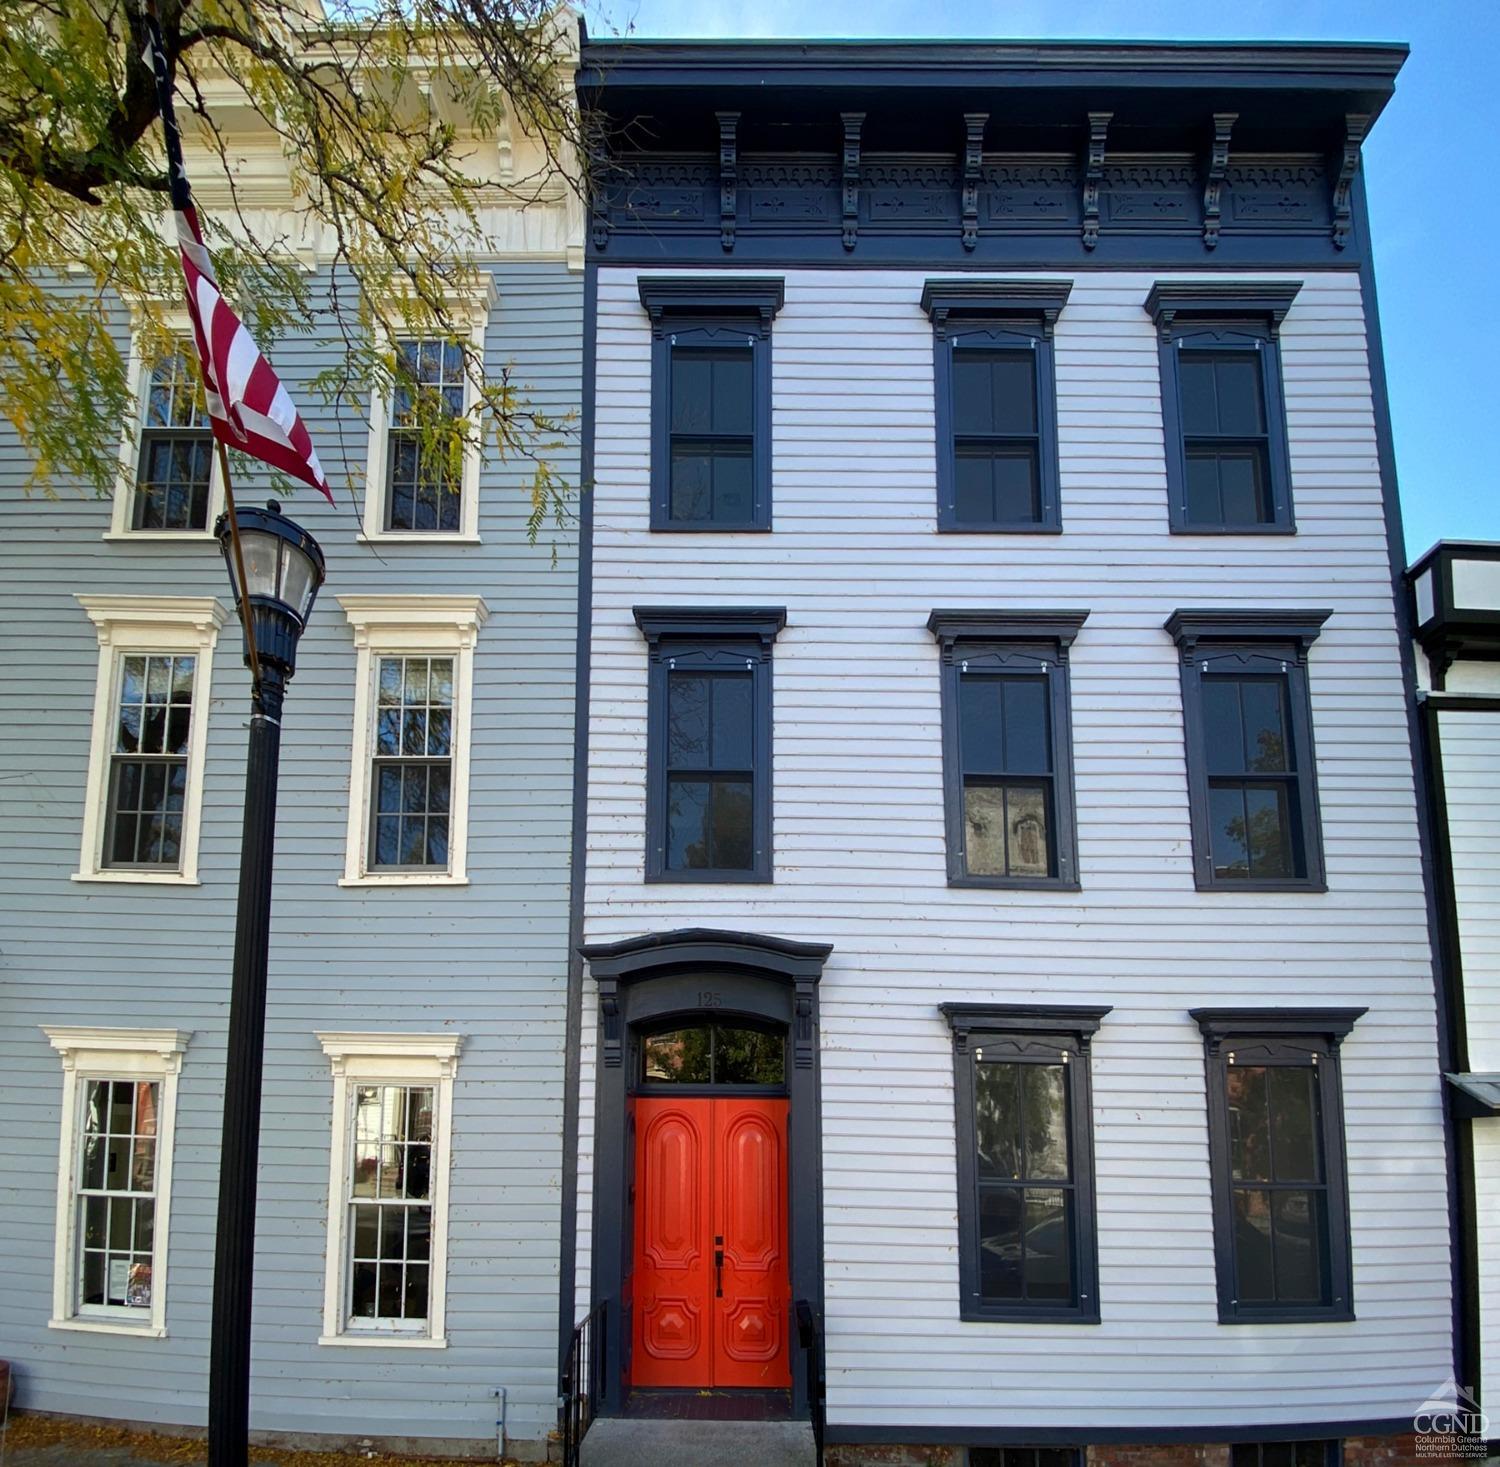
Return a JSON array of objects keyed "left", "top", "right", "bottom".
[
  {"left": 1101, "top": 159, "right": 1199, "bottom": 228},
  {"left": 985, "top": 160, "right": 1078, "bottom": 225},
  {"left": 1223, "top": 158, "right": 1329, "bottom": 228},
  {"left": 744, "top": 160, "right": 837, "bottom": 223}
]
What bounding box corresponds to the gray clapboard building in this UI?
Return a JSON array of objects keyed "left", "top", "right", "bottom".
[{"left": 0, "top": 87, "right": 583, "bottom": 1461}]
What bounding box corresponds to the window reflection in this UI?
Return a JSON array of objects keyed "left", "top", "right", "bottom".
[{"left": 641, "top": 1023, "right": 784, "bottom": 1086}]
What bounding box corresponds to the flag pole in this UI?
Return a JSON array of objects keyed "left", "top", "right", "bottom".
[{"left": 215, "top": 441, "right": 265, "bottom": 693}]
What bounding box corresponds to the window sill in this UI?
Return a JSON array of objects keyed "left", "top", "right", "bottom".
[
  {"left": 1218, "top": 1307, "right": 1354, "bottom": 1326},
  {"left": 50, "top": 1316, "right": 166, "bottom": 1339},
  {"left": 949, "top": 875, "right": 1082, "bottom": 892},
  {"left": 318, "top": 1332, "right": 447, "bottom": 1349},
  {"left": 72, "top": 870, "right": 200, "bottom": 887},
  {"left": 1193, "top": 877, "right": 1329, "bottom": 895},
  {"left": 102, "top": 531, "right": 216, "bottom": 544},
  {"left": 1168, "top": 523, "right": 1297, "bottom": 536},
  {"left": 356, "top": 532, "right": 482, "bottom": 546},
  {"left": 960, "top": 1305, "right": 1101, "bottom": 1325},
  {"left": 648, "top": 521, "right": 773, "bottom": 534},
  {"left": 338, "top": 873, "right": 470, "bottom": 888},
  {"left": 937, "top": 523, "right": 1064, "bottom": 535},
  {"left": 646, "top": 869, "right": 773, "bottom": 885}
]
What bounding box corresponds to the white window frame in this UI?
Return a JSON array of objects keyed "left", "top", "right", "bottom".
[
  {"left": 338, "top": 595, "right": 488, "bottom": 887},
  {"left": 359, "top": 277, "right": 496, "bottom": 545},
  {"left": 107, "top": 305, "right": 226, "bottom": 541},
  {"left": 317, "top": 1031, "right": 462, "bottom": 1348},
  {"left": 75, "top": 595, "right": 226, "bottom": 885},
  {"left": 44, "top": 1025, "right": 190, "bottom": 1338}
]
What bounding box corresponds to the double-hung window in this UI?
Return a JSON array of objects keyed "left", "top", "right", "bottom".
[
  {"left": 1231, "top": 1445, "right": 1339, "bottom": 1467},
  {"left": 639, "top": 276, "right": 784, "bottom": 531},
  {"left": 339, "top": 595, "right": 488, "bottom": 885},
  {"left": 922, "top": 280, "right": 1071, "bottom": 532},
  {"left": 1193, "top": 1008, "right": 1363, "bottom": 1324},
  {"left": 1167, "top": 609, "right": 1329, "bottom": 891},
  {"left": 318, "top": 1033, "right": 461, "bottom": 1346},
  {"left": 941, "top": 1004, "right": 1108, "bottom": 1322},
  {"left": 76, "top": 596, "right": 226, "bottom": 884},
  {"left": 44, "top": 1026, "right": 189, "bottom": 1337},
  {"left": 1146, "top": 281, "right": 1302, "bottom": 533},
  {"left": 361, "top": 279, "right": 492, "bottom": 543},
  {"left": 636, "top": 607, "right": 784, "bottom": 883},
  {"left": 929, "top": 610, "right": 1086, "bottom": 889}
]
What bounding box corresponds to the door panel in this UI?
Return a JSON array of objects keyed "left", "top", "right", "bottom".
[
  {"left": 714, "top": 1101, "right": 788, "bottom": 1384},
  {"left": 631, "top": 1101, "right": 713, "bottom": 1386},
  {"left": 631, "top": 1094, "right": 790, "bottom": 1390}
]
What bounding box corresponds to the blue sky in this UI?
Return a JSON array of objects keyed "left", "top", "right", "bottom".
[{"left": 582, "top": 0, "right": 1498, "bottom": 560}]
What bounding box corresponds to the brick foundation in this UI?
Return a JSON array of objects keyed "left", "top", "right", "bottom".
[{"left": 827, "top": 1437, "right": 1466, "bottom": 1467}]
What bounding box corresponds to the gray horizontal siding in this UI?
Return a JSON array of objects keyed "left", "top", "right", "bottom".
[{"left": 0, "top": 260, "right": 580, "bottom": 1447}]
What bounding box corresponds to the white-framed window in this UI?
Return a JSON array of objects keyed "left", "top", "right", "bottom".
[
  {"left": 75, "top": 596, "right": 226, "bottom": 884},
  {"left": 107, "top": 308, "right": 225, "bottom": 540},
  {"left": 43, "top": 1026, "right": 190, "bottom": 1338},
  {"left": 317, "top": 1032, "right": 462, "bottom": 1347},
  {"left": 360, "top": 278, "right": 495, "bottom": 544},
  {"left": 338, "top": 595, "right": 488, "bottom": 887}
]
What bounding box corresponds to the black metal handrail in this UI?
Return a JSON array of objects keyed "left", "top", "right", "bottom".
[
  {"left": 560, "top": 1300, "right": 607, "bottom": 1467},
  {"left": 795, "top": 1298, "right": 825, "bottom": 1467}
]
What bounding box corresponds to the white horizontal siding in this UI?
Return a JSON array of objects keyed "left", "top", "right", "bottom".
[
  {"left": 1435, "top": 702, "right": 1500, "bottom": 1408},
  {"left": 579, "top": 266, "right": 1450, "bottom": 1430}
]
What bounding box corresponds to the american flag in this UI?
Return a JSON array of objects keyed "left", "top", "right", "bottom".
[{"left": 140, "top": 12, "right": 333, "bottom": 501}]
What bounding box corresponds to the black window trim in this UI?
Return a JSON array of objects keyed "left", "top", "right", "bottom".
[
  {"left": 635, "top": 606, "right": 785, "bottom": 884},
  {"left": 639, "top": 276, "right": 785, "bottom": 533},
  {"left": 1230, "top": 1441, "right": 1343, "bottom": 1467},
  {"left": 1166, "top": 608, "right": 1331, "bottom": 893},
  {"left": 1192, "top": 1006, "right": 1365, "bottom": 1326},
  {"left": 929, "top": 609, "right": 1087, "bottom": 891},
  {"left": 1146, "top": 280, "right": 1302, "bottom": 536},
  {"left": 922, "top": 279, "right": 1071, "bottom": 534},
  {"left": 942, "top": 1002, "right": 1110, "bottom": 1324}
]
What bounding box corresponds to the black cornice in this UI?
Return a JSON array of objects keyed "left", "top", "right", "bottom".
[
  {"left": 1145, "top": 279, "right": 1303, "bottom": 339},
  {"left": 1191, "top": 1006, "right": 1367, "bottom": 1048},
  {"left": 928, "top": 608, "right": 1089, "bottom": 649},
  {"left": 637, "top": 276, "right": 785, "bottom": 336},
  {"left": 921, "top": 279, "right": 1073, "bottom": 338},
  {"left": 1164, "top": 607, "right": 1331, "bottom": 659},
  {"left": 634, "top": 605, "right": 787, "bottom": 653}
]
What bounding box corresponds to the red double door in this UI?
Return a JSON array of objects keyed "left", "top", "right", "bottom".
[{"left": 630, "top": 1096, "right": 790, "bottom": 1389}]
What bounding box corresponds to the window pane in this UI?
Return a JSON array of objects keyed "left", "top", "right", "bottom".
[
  {"left": 1179, "top": 355, "right": 1219, "bottom": 436},
  {"left": 669, "top": 447, "right": 711, "bottom": 521},
  {"left": 963, "top": 783, "right": 1007, "bottom": 876},
  {"left": 1022, "top": 1064, "right": 1068, "bottom": 1180},
  {"left": 404, "top": 1262, "right": 430, "bottom": 1321},
  {"left": 953, "top": 444, "right": 1040, "bottom": 525},
  {"left": 978, "top": 1186, "right": 1023, "bottom": 1300},
  {"left": 959, "top": 677, "right": 1006, "bottom": 775},
  {"left": 1005, "top": 784, "right": 1051, "bottom": 878},
  {"left": 1268, "top": 1066, "right": 1321, "bottom": 1181},
  {"left": 1241, "top": 679, "right": 1290, "bottom": 772},
  {"left": 1209, "top": 784, "right": 1251, "bottom": 876},
  {"left": 667, "top": 674, "right": 711, "bottom": 767},
  {"left": 991, "top": 448, "right": 1040, "bottom": 523},
  {"left": 643, "top": 1027, "right": 715, "bottom": 1083},
  {"left": 1227, "top": 1064, "right": 1271, "bottom": 1182},
  {"left": 1203, "top": 681, "right": 1245, "bottom": 774},
  {"left": 1215, "top": 355, "right": 1267, "bottom": 436},
  {"left": 1244, "top": 784, "right": 1293, "bottom": 878},
  {"left": 953, "top": 353, "right": 995, "bottom": 433},
  {"left": 672, "top": 346, "right": 752, "bottom": 436},
  {"left": 667, "top": 775, "right": 752, "bottom": 871},
  {"left": 1002, "top": 679, "right": 1050, "bottom": 774},
  {"left": 666, "top": 777, "right": 710, "bottom": 869},
  {"left": 708, "top": 778, "right": 754, "bottom": 868},
  {"left": 711, "top": 673, "right": 754, "bottom": 771},
  {"left": 954, "top": 447, "right": 996, "bottom": 524},
  {"left": 1232, "top": 1187, "right": 1276, "bottom": 1302},
  {"left": 714, "top": 1026, "right": 785, "bottom": 1085},
  {"left": 671, "top": 441, "right": 753, "bottom": 524},
  {"left": 708, "top": 443, "right": 754, "bottom": 524},
  {"left": 975, "top": 1062, "right": 1020, "bottom": 1180},
  {"left": 1184, "top": 451, "right": 1224, "bottom": 524},
  {"left": 953, "top": 350, "right": 1035, "bottom": 435},
  {"left": 1023, "top": 1188, "right": 1071, "bottom": 1301},
  {"left": 1218, "top": 447, "right": 1270, "bottom": 525},
  {"left": 1272, "top": 1189, "right": 1327, "bottom": 1303}
]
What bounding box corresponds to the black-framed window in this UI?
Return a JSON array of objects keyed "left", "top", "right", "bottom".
[
  {"left": 635, "top": 606, "right": 784, "bottom": 883},
  {"left": 1167, "top": 610, "right": 1330, "bottom": 893},
  {"left": 941, "top": 1004, "right": 1109, "bottom": 1324},
  {"left": 639, "top": 277, "right": 784, "bottom": 532},
  {"left": 1192, "top": 1008, "right": 1364, "bottom": 1325},
  {"left": 1145, "top": 281, "right": 1302, "bottom": 534},
  {"left": 1231, "top": 1443, "right": 1340, "bottom": 1467},
  {"left": 971, "top": 1450, "right": 1082, "bottom": 1467},
  {"left": 929, "top": 610, "right": 1086, "bottom": 890},
  {"left": 922, "top": 280, "right": 1070, "bottom": 533},
  {"left": 134, "top": 348, "right": 213, "bottom": 532}
]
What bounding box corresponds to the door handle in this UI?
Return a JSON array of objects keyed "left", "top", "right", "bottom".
[{"left": 714, "top": 1236, "right": 724, "bottom": 1298}]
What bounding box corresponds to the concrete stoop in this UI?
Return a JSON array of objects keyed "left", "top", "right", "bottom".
[{"left": 579, "top": 1417, "right": 816, "bottom": 1467}]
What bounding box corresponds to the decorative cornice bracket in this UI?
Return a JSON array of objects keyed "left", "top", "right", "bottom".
[
  {"left": 637, "top": 276, "right": 786, "bottom": 340},
  {"left": 941, "top": 1003, "right": 1112, "bottom": 1056},
  {"left": 928, "top": 608, "right": 1090, "bottom": 663},
  {"left": 1082, "top": 111, "right": 1112, "bottom": 251},
  {"left": 1191, "top": 1006, "right": 1366, "bottom": 1057},
  {"left": 1331, "top": 112, "right": 1369, "bottom": 251},
  {"left": 1164, "top": 607, "right": 1332, "bottom": 666},
  {"left": 961, "top": 113, "right": 988, "bottom": 252},
  {"left": 841, "top": 112, "right": 865, "bottom": 252},
  {"left": 717, "top": 111, "right": 740, "bottom": 253},
  {"left": 1203, "top": 112, "right": 1237, "bottom": 250},
  {"left": 1144, "top": 279, "right": 1304, "bottom": 343},
  {"left": 634, "top": 605, "right": 788, "bottom": 661}
]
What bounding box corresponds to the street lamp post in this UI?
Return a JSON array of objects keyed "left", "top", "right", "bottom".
[{"left": 208, "top": 501, "right": 325, "bottom": 1467}]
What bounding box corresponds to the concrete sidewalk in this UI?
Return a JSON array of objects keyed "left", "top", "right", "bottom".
[{"left": 578, "top": 1418, "right": 815, "bottom": 1467}]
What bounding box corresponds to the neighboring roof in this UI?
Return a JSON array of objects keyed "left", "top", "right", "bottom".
[
  {"left": 577, "top": 35, "right": 1407, "bottom": 149},
  {"left": 1447, "top": 1073, "right": 1500, "bottom": 1119}
]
